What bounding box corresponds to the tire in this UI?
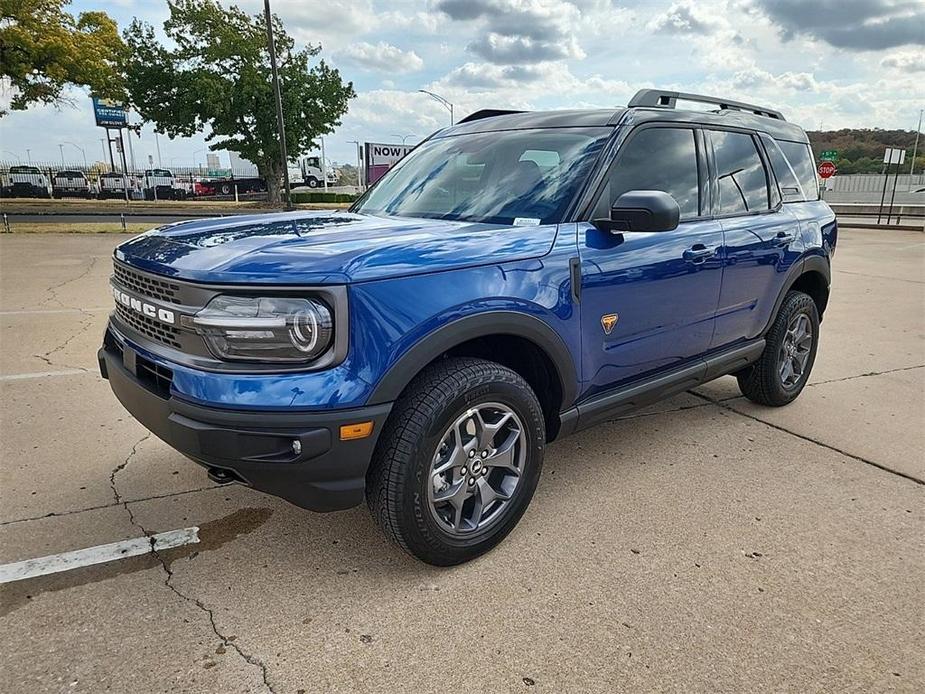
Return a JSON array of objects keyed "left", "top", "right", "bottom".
[
  {"left": 366, "top": 357, "right": 546, "bottom": 566},
  {"left": 307, "top": 178, "right": 319, "bottom": 188},
  {"left": 737, "top": 290, "right": 819, "bottom": 406}
]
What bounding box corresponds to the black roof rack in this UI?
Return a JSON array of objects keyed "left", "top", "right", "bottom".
[
  {"left": 628, "top": 89, "right": 785, "bottom": 121},
  {"left": 457, "top": 109, "right": 526, "bottom": 124}
]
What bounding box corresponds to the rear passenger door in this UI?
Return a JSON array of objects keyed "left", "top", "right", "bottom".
[
  {"left": 707, "top": 129, "right": 802, "bottom": 348},
  {"left": 578, "top": 125, "right": 725, "bottom": 396}
]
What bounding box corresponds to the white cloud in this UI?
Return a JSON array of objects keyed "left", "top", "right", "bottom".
[
  {"left": 338, "top": 42, "right": 424, "bottom": 73},
  {"left": 880, "top": 50, "right": 925, "bottom": 72}
]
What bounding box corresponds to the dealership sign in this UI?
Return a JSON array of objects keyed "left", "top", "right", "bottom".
[
  {"left": 364, "top": 142, "right": 414, "bottom": 185},
  {"left": 92, "top": 97, "right": 127, "bottom": 128}
]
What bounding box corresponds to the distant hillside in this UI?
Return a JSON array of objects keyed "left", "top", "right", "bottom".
[{"left": 806, "top": 129, "right": 923, "bottom": 174}]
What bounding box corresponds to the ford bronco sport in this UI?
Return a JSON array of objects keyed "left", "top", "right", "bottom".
[{"left": 100, "top": 89, "right": 837, "bottom": 565}]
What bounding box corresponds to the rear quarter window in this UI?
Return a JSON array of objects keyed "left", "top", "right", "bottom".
[{"left": 776, "top": 140, "right": 818, "bottom": 201}]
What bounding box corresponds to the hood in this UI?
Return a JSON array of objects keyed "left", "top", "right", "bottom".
[{"left": 115, "top": 210, "right": 558, "bottom": 285}]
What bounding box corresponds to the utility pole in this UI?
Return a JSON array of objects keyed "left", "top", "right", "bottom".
[
  {"left": 264, "top": 0, "right": 293, "bottom": 209},
  {"left": 910, "top": 109, "right": 923, "bottom": 177}
]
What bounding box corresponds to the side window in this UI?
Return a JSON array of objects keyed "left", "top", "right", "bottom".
[
  {"left": 593, "top": 127, "right": 700, "bottom": 220},
  {"left": 761, "top": 134, "right": 803, "bottom": 203},
  {"left": 776, "top": 140, "right": 819, "bottom": 201},
  {"left": 710, "top": 130, "right": 769, "bottom": 215}
]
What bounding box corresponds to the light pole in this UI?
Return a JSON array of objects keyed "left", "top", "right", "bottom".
[
  {"left": 320, "top": 136, "right": 328, "bottom": 191},
  {"left": 910, "top": 109, "right": 923, "bottom": 177},
  {"left": 391, "top": 134, "right": 418, "bottom": 145},
  {"left": 347, "top": 140, "right": 363, "bottom": 188},
  {"left": 26, "top": 148, "right": 31, "bottom": 164},
  {"left": 418, "top": 90, "right": 454, "bottom": 125},
  {"left": 100, "top": 139, "right": 109, "bottom": 171},
  {"left": 62, "top": 142, "right": 88, "bottom": 170},
  {"left": 58, "top": 144, "right": 66, "bottom": 168},
  {"left": 264, "top": 0, "right": 293, "bottom": 209}
]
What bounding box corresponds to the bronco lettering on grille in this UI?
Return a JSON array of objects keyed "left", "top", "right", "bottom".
[{"left": 112, "top": 286, "right": 176, "bottom": 325}]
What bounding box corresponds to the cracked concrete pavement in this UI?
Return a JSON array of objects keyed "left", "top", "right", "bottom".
[{"left": 1, "top": 229, "right": 923, "bottom": 693}]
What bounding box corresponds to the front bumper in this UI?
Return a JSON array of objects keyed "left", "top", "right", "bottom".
[{"left": 98, "top": 335, "right": 392, "bottom": 512}]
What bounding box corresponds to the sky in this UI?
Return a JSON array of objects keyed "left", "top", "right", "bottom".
[{"left": 1, "top": 0, "right": 923, "bottom": 170}]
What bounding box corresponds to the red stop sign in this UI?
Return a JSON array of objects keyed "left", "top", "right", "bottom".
[{"left": 818, "top": 161, "right": 837, "bottom": 179}]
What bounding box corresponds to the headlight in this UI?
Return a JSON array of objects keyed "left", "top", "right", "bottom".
[{"left": 187, "top": 295, "right": 333, "bottom": 363}]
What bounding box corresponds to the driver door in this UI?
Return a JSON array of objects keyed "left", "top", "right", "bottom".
[{"left": 578, "top": 125, "right": 724, "bottom": 398}]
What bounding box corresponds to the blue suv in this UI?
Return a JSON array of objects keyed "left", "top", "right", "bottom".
[{"left": 100, "top": 90, "right": 837, "bottom": 565}]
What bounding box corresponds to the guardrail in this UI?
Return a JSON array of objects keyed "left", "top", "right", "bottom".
[{"left": 831, "top": 203, "right": 925, "bottom": 231}]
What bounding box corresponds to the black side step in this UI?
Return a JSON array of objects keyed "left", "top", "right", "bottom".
[{"left": 560, "top": 339, "right": 765, "bottom": 435}]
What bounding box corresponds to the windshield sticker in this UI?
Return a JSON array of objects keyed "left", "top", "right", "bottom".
[{"left": 513, "top": 218, "right": 541, "bottom": 226}]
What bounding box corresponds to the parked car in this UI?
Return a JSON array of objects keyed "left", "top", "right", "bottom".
[
  {"left": 142, "top": 168, "right": 186, "bottom": 200},
  {"left": 100, "top": 89, "right": 836, "bottom": 565},
  {"left": 52, "top": 170, "right": 95, "bottom": 198},
  {"left": 98, "top": 172, "right": 136, "bottom": 199},
  {"left": 3, "top": 165, "right": 50, "bottom": 198}
]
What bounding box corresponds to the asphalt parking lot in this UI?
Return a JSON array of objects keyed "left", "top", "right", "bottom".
[{"left": 1, "top": 228, "right": 923, "bottom": 693}]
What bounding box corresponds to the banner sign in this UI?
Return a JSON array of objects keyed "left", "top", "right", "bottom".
[
  {"left": 92, "top": 97, "right": 127, "bottom": 128},
  {"left": 364, "top": 142, "right": 414, "bottom": 185}
]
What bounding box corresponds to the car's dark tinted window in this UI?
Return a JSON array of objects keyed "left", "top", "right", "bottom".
[
  {"left": 711, "top": 130, "right": 769, "bottom": 215},
  {"left": 593, "top": 127, "right": 700, "bottom": 220},
  {"left": 777, "top": 140, "right": 818, "bottom": 201},
  {"left": 761, "top": 135, "right": 802, "bottom": 202}
]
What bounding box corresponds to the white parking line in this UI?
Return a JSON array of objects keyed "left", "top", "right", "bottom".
[
  {"left": 0, "top": 308, "right": 110, "bottom": 316},
  {"left": 0, "top": 369, "right": 90, "bottom": 382},
  {"left": 0, "top": 527, "right": 200, "bottom": 584}
]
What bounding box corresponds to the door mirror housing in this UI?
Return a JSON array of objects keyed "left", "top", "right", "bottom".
[{"left": 593, "top": 190, "right": 681, "bottom": 233}]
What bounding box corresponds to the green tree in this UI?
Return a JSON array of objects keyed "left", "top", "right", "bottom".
[
  {"left": 336, "top": 162, "right": 358, "bottom": 187},
  {"left": 0, "top": 0, "right": 126, "bottom": 115},
  {"left": 124, "top": 0, "right": 355, "bottom": 203}
]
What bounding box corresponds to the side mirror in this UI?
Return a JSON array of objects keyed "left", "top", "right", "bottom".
[{"left": 593, "top": 190, "right": 681, "bottom": 233}]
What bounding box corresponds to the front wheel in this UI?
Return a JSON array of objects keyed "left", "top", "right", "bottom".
[
  {"left": 366, "top": 357, "right": 546, "bottom": 566},
  {"left": 737, "top": 290, "right": 819, "bottom": 406}
]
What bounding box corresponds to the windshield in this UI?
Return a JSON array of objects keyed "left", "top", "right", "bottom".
[{"left": 354, "top": 127, "right": 610, "bottom": 225}]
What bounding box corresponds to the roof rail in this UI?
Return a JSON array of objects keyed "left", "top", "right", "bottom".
[
  {"left": 628, "top": 89, "right": 785, "bottom": 121},
  {"left": 457, "top": 109, "right": 526, "bottom": 124}
]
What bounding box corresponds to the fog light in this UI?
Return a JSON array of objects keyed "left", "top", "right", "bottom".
[
  {"left": 291, "top": 440, "right": 302, "bottom": 455},
  {"left": 340, "top": 421, "right": 374, "bottom": 441}
]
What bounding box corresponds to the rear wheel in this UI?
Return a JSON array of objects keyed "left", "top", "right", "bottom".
[
  {"left": 366, "top": 357, "right": 545, "bottom": 565},
  {"left": 737, "top": 290, "right": 819, "bottom": 406}
]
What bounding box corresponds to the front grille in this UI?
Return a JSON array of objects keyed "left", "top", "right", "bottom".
[
  {"left": 115, "top": 304, "right": 182, "bottom": 349},
  {"left": 136, "top": 354, "right": 173, "bottom": 398},
  {"left": 113, "top": 263, "right": 182, "bottom": 305}
]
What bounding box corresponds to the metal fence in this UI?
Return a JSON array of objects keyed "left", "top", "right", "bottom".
[
  {"left": 0, "top": 160, "right": 259, "bottom": 179},
  {"left": 823, "top": 173, "right": 925, "bottom": 204}
]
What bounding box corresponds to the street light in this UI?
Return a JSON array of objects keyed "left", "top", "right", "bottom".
[
  {"left": 58, "top": 144, "right": 65, "bottom": 168},
  {"left": 910, "top": 109, "right": 923, "bottom": 177},
  {"left": 264, "top": 0, "right": 293, "bottom": 209},
  {"left": 418, "top": 89, "right": 454, "bottom": 125},
  {"left": 1, "top": 150, "right": 21, "bottom": 164},
  {"left": 62, "top": 142, "right": 88, "bottom": 169},
  {"left": 391, "top": 134, "right": 419, "bottom": 145}
]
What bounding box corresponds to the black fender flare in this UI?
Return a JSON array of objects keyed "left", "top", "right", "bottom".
[
  {"left": 366, "top": 311, "right": 579, "bottom": 408},
  {"left": 762, "top": 254, "right": 831, "bottom": 335}
]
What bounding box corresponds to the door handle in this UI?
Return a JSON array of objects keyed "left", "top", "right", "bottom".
[
  {"left": 774, "top": 231, "right": 796, "bottom": 246},
  {"left": 683, "top": 245, "right": 716, "bottom": 263}
]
